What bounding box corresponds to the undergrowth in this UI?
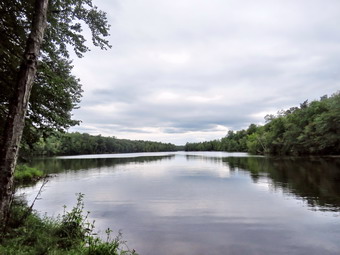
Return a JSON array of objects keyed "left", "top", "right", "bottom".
[
  {"left": 14, "top": 165, "right": 44, "bottom": 184},
  {"left": 0, "top": 193, "right": 137, "bottom": 255}
]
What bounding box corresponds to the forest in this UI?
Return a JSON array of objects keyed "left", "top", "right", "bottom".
[
  {"left": 23, "top": 132, "right": 180, "bottom": 156},
  {"left": 185, "top": 92, "right": 340, "bottom": 155}
]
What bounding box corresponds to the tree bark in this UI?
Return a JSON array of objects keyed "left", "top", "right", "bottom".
[{"left": 0, "top": 0, "right": 49, "bottom": 229}]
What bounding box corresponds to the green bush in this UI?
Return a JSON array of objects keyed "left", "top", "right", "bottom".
[
  {"left": 0, "top": 194, "right": 137, "bottom": 255},
  {"left": 14, "top": 165, "right": 44, "bottom": 184}
]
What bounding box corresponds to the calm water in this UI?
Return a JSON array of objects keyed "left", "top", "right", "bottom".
[{"left": 19, "top": 152, "right": 340, "bottom": 255}]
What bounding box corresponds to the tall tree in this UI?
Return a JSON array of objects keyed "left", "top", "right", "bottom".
[
  {"left": 0, "top": 0, "right": 110, "bottom": 228},
  {"left": 0, "top": 0, "right": 49, "bottom": 228}
]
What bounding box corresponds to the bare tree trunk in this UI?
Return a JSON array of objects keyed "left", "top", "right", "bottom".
[{"left": 0, "top": 0, "right": 49, "bottom": 230}]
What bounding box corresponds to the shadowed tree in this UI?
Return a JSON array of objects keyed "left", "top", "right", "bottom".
[{"left": 0, "top": 0, "right": 110, "bottom": 228}]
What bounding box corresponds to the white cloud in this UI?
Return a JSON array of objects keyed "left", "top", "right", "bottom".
[{"left": 70, "top": 0, "right": 340, "bottom": 144}]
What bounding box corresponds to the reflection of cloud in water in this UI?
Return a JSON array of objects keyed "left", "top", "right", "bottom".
[
  {"left": 18, "top": 152, "right": 340, "bottom": 255},
  {"left": 254, "top": 179, "right": 272, "bottom": 191}
]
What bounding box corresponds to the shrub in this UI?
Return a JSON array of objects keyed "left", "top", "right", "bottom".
[
  {"left": 14, "top": 165, "right": 44, "bottom": 184},
  {"left": 0, "top": 194, "right": 137, "bottom": 255}
]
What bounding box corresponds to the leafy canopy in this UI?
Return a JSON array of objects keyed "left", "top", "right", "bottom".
[
  {"left": 0, "top": 0, "right": 111, "bottom": 148},
  {"left": 185, "top": 92, "right": 340, "bottom": 155}
]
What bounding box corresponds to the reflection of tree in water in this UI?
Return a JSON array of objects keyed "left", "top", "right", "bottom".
[
  {"left": 223, "top": 157, "right": 340, "bottom": 211},
  {"left": 28, "top": 155, "right": 175, "bottom": 175},
  {"left": 28, "top": 154, "right": 340, "bottom": 211}
]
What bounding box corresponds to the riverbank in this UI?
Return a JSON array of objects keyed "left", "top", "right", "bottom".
[
  {"left": 0, "top": 193, "right": 137, "bottom": 255},
  {"left": 14, "top": 165, "right": 45, "bottom": 185}
]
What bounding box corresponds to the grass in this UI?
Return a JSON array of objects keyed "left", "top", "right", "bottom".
[
  {"left": 0, "top": 193, "right": 137, "bottom": 255},
  {"left": 14, "top": 165, "right": 44, "bottom": 184}
]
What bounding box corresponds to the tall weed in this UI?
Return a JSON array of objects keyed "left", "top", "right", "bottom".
[{"left": 0, "top": 194, "right": 137, "bottom": 255}]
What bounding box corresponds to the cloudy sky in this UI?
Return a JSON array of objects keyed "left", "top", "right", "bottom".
[{"left": 69, "top": 0, "right": 340, "bottom": 145}]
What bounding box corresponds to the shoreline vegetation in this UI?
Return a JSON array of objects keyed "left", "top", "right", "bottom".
[
  {"left": 21, "top": 134, "right": 182, "bottom": 158},
  {"left": 2, "top": 167, "right": 137, "bottom": 254},
  {"left": 20, "top": 91, "right": 339, "bottom": 158},
  {"left": 185, "top": 92, "right": 340, "bottom": 156},
  {"left": 14, "top": 165, "right": 45, "bottom": 185},
  {"left": 0, "top": 193, "right": 137, "bottom": 255}
]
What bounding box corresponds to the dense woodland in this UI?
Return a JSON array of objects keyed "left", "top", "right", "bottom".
[
  {"left": 22, "top": 132, "right": 180, "bottom": 156},
  {"left": 185, "top": 92, "right": 340, "bottom": 155}
]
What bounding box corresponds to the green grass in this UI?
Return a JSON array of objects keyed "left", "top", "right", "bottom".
[
  {"left": 0, "top": 194, "right": 137, "bottom": 255},
  {"left": 14, "top": 165, "right": 44, "bottom": 184}
]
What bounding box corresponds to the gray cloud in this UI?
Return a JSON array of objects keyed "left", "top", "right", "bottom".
[{"left": 70, "top": 0, "right": 340, "bottom": 144}]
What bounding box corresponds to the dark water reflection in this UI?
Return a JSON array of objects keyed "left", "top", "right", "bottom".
[
  {"left": 29, "top": 154, "right": 175, "bottom": 174},
  {"left": 20, "top": 152, "right": 340, "bottom": 255},
  {"left": 224, "top": 156, "right": 340, "bottom": 211}
]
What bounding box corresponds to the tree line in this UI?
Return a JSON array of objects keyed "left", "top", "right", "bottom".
[
  {"left": 185, "top": 92, "right": 340, "bottom": 155},
  {"left": 23, "top": 132, "right": 180, "bottom": 156}
]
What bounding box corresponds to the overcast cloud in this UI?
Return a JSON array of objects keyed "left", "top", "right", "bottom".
[{"left": 69, "top": 0, "right": 340, "bottom": 145}]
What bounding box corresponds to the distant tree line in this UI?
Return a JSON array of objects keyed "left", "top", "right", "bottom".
[
  {"left": 185, "top": 92, "right": 340, "bottom": 155},
  {"left": 23, "top": 132, "right": 180, "bottom": 156}
]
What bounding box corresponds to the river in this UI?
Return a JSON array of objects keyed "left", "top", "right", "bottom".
[{"left": 19, "top": 151, "right": 340, "bottom": 255}]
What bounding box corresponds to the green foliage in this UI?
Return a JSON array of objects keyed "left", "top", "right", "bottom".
[
  {"left": 55, "top": 193, "right": 89, "bottom": 249},
  {"left": 185, "top": 92, "right": 340, "bottom": 155},
  {"left": 185, "top": 124, "right": 260, "bottom": 153},
  {"left": 14, "top": 165, "right": 44, "bottom": 184},
  {"left": 0, "top": 199, "right": 60, "bottom": 255},
  {"left": 0, "top": 0, "right": 110, "bottom": 148},
  {"left": 27, "top": 132, "right": 180, "bottom": 156},
  {"left": 0, "top": 194, "right": 137, "bottom": 255}
]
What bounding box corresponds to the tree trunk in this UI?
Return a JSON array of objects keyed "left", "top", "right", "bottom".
[{"left": 0, "top": 0, "right": 49, "bottom": 229}]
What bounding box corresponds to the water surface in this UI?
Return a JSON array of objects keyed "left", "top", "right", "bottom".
[{"left": 19, "top": 152, "right": 340, "bottom": 255}]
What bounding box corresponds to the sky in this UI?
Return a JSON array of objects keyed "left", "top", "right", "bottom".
[{"left": 69, "top": 0, "right": 340, "bottom": 145}]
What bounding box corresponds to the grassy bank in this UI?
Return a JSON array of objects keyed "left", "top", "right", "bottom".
[
  {"left": 0, "top": 194, "right": 136, "bottom": 255},
  {"left": 14, "top": 165, "right": 45, "bottom": 185}
]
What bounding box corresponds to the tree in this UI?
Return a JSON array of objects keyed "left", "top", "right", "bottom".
[
  {"left": 0, "top": 0, "right": 49, "bottom": 229},
  {"left": 0, "top": 0, "right": 110, "bottom": 228}
]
